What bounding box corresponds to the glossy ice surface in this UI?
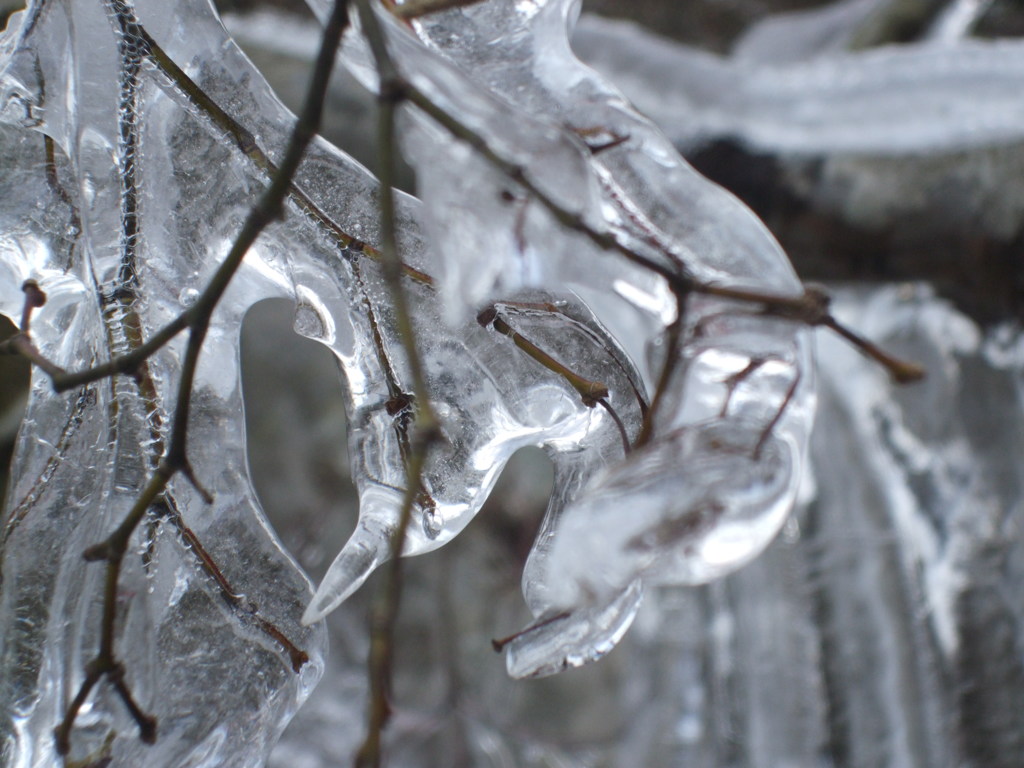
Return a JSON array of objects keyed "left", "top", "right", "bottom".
[{"left": 1, "top": 0, "right": 818, "bottom": 765}]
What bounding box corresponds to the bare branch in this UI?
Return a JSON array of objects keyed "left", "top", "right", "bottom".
[
  {"left": 397, "top": 79, "right": 924, "bottom": 385},
  {"left": 350, "top": 2, "right": 447, "bottom": 764},
  {"left": 477, "top": 306, "right": 610, "bottom": 406},
  {"left": 51, "top": 0, "right": 351, "bottom": 751}
]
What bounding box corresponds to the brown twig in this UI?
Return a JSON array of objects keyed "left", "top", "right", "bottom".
[
  {"left": 352, "top": 2, "right": 443, "bottom": 764},
  {"left": 477, "top": 306, "right": 610, "bottom": 406},
  {"left": 354, "top": 431, "right": 431, "bottom": 768},
  {"left": 636, "top": 286, "right": 687, "bottom": 447},
  {"left": 137, "top": 25, "right": 434, "bottom": 288},
  {"left": 50, "top": 0, "right": 351, "bottom": 752},
  {"left": 0, "top": 281, "right": 66, "bottom": 380},
  {"left": 54, "top": 468, "right": 168, "bottom": 753},
  {"left": 396, "top": 76, "right": 924, "bottom": 385},
  {"left": 156, "top": 503, "right": 309, "bottom": 671},
  {"left": 595, "top": 397, "right": 632, "bottom": 455},
  {"left": 477, "top": 305, "right": 632, "bottom": 452},
  {"left": 19, "top": 279, "right": 46, "bottom": 332},
  {"left": 754, "top": 368, "right": 802, "bottom": 460},
  {"left": 822, "top": 316, "right": 925, "bottom": 383},
  {"left": 491, "top": 611, "right": 571, "bottom": 653},
  {"left": 488, "top": 299, "right": 651, "bottom": 418}
]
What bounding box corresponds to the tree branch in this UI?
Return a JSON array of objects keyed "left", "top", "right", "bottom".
[
  {"left": 352, "top": 2, "right": 444, "bottom": 764},
  {"left": 399, "top": 78, "right": 923, "bottom": 384},
  {"left": 51, "top": 0, "right": 351, "bottom": 752}
]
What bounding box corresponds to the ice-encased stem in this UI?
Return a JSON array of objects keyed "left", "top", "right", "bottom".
[{"left": 0, "top": 0, "right": 371, "bottom": 762}]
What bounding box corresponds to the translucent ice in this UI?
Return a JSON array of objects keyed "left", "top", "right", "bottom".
[
  {"left": 574, "top": 13, "right": 1024, "bottom": 155},
  {"left": 267, "top": 285, "right": 1024, "bottom": 767},
  {"left": 311, "top": 0, "right": 814, "bottom": 676},
  {"left": 2, "top": 1, "right": 817, "bottom": 765},
  {"left": 0, "top": 7, "right": 644, "bottom": 761},
  {"left": 0, "top": 0, "right": 336, "bottom": 764}
]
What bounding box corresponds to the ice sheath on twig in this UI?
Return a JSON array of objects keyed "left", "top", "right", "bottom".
[{"left": 0, "top": 0, "right": 926, "bottom": 764}]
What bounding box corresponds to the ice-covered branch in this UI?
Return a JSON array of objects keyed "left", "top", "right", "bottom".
[
  {"left": 0, "top": 0, "right": 941, "bottom": 764},
  {"left": 47, "top": 0, "right": 352, "bottom": 754},
  {"left": 575, "top": 12, "right": 1024, "bottom": 156},
  {"left": 337, "top": 0, "right": 823, "bottom": 682}
]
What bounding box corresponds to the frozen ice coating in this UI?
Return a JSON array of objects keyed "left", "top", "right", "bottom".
[
  {"left": 303, "top": 289, "right": 650, "bottom": 624},
  {"left": 368, "top": 1, "right": 804, "bottom": 324},
  {"left": 329, "top": 0, "right": 815, "bottom": 675},
  {"left": 0, "top": 1, "right": 334, "bottom": 766},
  {"left": 574, "top": 14, "right": 1024, "bottom": 156},
  {"left": 1, "top": 0, "right": 818, "bottom": 762}
]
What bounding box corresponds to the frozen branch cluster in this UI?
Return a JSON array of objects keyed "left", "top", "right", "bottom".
[
  {"left": 302, "top": 0, "right": 815, "bottom": 677},
  {"left": 1, "top": 0, "right": 1019, "bottom": 765},
  {"left": 0, "top": 0, "right": 814, "bottom": 761}
]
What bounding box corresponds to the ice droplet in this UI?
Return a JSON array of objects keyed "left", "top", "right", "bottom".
[{"left": 178, "top": 287, "right": 200, "bottom": 307}]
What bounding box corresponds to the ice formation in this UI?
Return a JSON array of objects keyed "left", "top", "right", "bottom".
[
  {"left": 574, "top": 11, "right": 1024, "bottom": 156},
  {"left": 58, "top": 0, "right": 1024, "bottom": 763},
  {"left": 2, "top": 0, "right": 1022, "bottom": 763},
  {"left": 0, "top": 0, "right": 817, "bottom": 761},
  {"left": 0, "top": 0, "right": 336, "bottom": 765},
  {"left": 264, "top": 284, "right": 1024, "bottom": 768},
  {"left": 300, "top": 0, "right": 814, "bottom": 677}
]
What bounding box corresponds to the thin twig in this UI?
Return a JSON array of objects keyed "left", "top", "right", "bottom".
[
  {"left": 358, "top": 0, "right": 437, "bottom": 433},
  {"left": 52, "top": 0, "right": 350, "bottom": 752},
  {"left": 595, "top": 397, "right": 631, "bottom": 455},
  {"left": 754, "top": 368, "right": 801, "bottom": 460},
  {"left": 397, "top": 79, "right": 924, "bottom": 385},
  {"left": 137, "top": 25, "right": 434, "bottom": 286},
  {"left": 486, "top": 299, "right": 650, "bottom": 418},
  {"left": 354, "top": 434, "right": 431, "bottom": 768},
  {"left": 54, "top": 468, "right": 169, "bottom": 753},
  {"left": 477, "top": 307, "right": 610, "bottom": 406},
  {"left": 20, "top": 279, "right": 46, "bottom": 332},
  {"left": 822, "top": 316, "right": 925, "bottom": 383},
  {"left": 352, "top": 2, "right": 443, "bottom": 764},
  {"left": 0, "top": 282, "right": 66, "bottom": 380},
  {"left": 636, "top": 286, "right": 687, "bottom": 447},
  {"left": 32, "top": 2, "right": 917, "bottom": 402},
  {"left": 491, "top": 611, "right": 571, "bottom": 653}
]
